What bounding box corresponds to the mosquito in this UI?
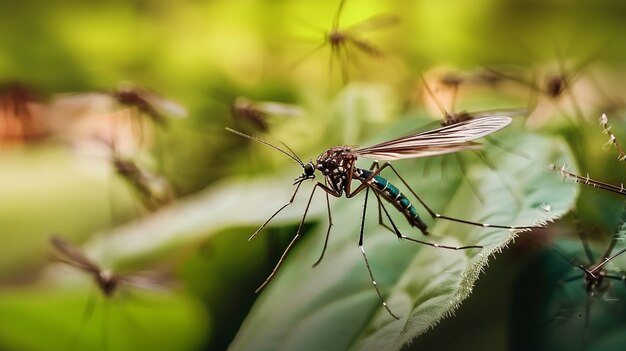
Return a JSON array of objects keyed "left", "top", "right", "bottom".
[
  {"left": 49, "top": 235, "right": 166, "bottom": 348},
  {"left": 552, "top": 212, "right": 626, "bottom": 350},
  {"left": 297, "top": 0, "right": 398, "bottom": 84},
  {"left": 47, "top": 83, "right": 187, "bottom": 154},
  {"left": 0, "top": 82, "right": 46, "bottom": 143},
  {"left": 228, "top": 115, "right": 540, "bottom": 319},
  {"left": 419, "top": 74, "right": 528, "bottom": 203},
  {"left": 231, "top": 97, "right": 304, "bottom": 133},
  {"left": 89, "top": 136, "right": 175, "bottom": 213},
  {"left": 485, "top": 40, "right": 603, "bottom": 125}
]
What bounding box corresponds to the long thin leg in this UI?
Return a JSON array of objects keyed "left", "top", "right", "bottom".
[
  {"left": 102, "top": 300, "right": 110, "bottom": 351},
  {"left": 256, "top": 183, "right": 339, "bottom": 293},
  {"left": 347, "top": 161, "right": 539, "bottom": 230},
  {"left": 454, "top": 153, "right": 485, "bottom": 204},
  {"left": 70, "top": 288, "right": 98, "bottom": 348},
  {"left": 248, "top": 181, "right": 304, "bottom": 241},
  {"left": 485, "top": 135, "right": 530, "bottom": 159},
  {"left": 375, "top": 190, "right": 482, "bottom": 250},
  {"left": 582, "top": 294, "right": 592, "bottom": 351},
  {"left": 546, "top": 273, "right": 585, "bottom": 325},
  {"left": 358, "top": 187, "right": 400, "bottom": 320},
  {"left": 575, "top": 222, "right": 596, "bottom": 265},
  {"left": 312, "top": 187, "right": 334, "bottom": 268}
]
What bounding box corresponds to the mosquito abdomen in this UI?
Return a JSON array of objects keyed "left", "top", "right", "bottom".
[{"left": 356, "top": 169, "right": 428, "bottom": 234}]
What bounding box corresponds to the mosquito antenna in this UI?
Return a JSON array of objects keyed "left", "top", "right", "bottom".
[
  {"left": 280, "top": 141, "right": 305, "bottom": 165},
  {"left": 420, "top": 74, "right": 449, "bottom": 118},
  {"left": 226, "top": 128, "right": 304, "bottom": 166}
]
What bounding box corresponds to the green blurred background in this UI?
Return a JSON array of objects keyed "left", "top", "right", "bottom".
[{"left": 2, "top": 0, "right": 626, "bottom": 350}]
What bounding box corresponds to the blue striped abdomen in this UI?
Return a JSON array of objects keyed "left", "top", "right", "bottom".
[{"left": 356, "top": 168, "right": 428, "bottom": 233}]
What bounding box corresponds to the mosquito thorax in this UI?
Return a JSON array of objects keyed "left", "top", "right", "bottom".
[
  {"left": 99, "top": 270, "right": 119, "bottom": 297},
  {"left": 328, "top": 31, "right": 344, "bottom": 46},
  {"left": 315, "top": 147, "right": 355, "bottom": 176},
  {"left": 583, "top": 269, "right": 610, "bottom": 294},
  {"left": 546, "top": 75, "right": 565, "bottom": 97}
]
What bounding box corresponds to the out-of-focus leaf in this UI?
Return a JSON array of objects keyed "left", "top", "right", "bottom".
[
  {"left": 84, "top": 173, "right": 326, "bottom": 265},
  {"left": 0, "top": 286, "right": 208, "bottom": 351},
  {"left": 227, "top": 121, "right": 578, "bottom": 351}
]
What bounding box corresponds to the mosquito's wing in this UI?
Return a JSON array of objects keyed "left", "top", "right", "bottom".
[
  {"left": 344, "top": 14, "right": 399, "bottom": 33},
  {"left": 118, "top": 270, "right": 173, "bottom": 291},
  {"left": 140, "top": 90, "right": 188, "bottom": 119},
  {"left": 49, "top": 235, "right": 101, "bottom": 274},
  {"left": 467, "top": 108, "right": 528, "bottom": 119},
  {"left": 355, "top": 116, "right": 512, "bottom": 160}
]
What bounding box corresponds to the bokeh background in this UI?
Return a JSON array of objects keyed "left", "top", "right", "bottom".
[{"left": 2, "top": 0, "right": 626, "bottom": 350}]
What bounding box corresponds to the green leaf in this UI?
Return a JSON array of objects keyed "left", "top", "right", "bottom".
[{"left": 228, "top": 120, "right": 578, "bottom": 351}]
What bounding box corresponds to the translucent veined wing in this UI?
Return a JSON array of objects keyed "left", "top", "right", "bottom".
[
  {"left": 118, "top": 271, "right": 173, "bottom": 291},
  {"left": 355, "top": 115, "right": 512, "bottom": 160},
  {"left": 50, "top": 235, "right": 101, "bottom": 275}
]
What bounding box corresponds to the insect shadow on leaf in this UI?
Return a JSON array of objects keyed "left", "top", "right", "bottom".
[{"left": 227, "top": 116, "right": 542, "bottom": 319}]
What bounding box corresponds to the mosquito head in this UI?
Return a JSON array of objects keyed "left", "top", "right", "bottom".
[
  {"left": 327, "top": 30, "right": 344, "bottom": 46},
  {"left": 294, "top": 161, "right": 316, "bottom": 184},
  {"left": 546, "top": 74, "right": 565, "bottom": 97},
  {"left": 98, "top": 270, "right": 119, "bottom": 297}
]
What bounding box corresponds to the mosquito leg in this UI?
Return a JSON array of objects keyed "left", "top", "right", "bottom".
[
  {"left": 485, "top": 135, "right": 530, "bottom": 159},
  {"left": 70, "top": 287, "right": 97, "bottom": 348},
  {"left": 372, "top": 190, "right": 401, "bottom": 237},
  {"left": 257, "top": 183, "right": 339, "bottom": 292},
  {"left": 102, "top": 300, "right": 110, "bottom": 351},
  {"left": 358, "top": 187, "right": 400, "bottom": 320},
  {"left": 115, "top": 293, "right": 141, "bottom": 331},
  {"left": 601, "top": 202, "right": 626, "bottom": 260},
  {"left": 338, "top": 42, "right": 350, "bottom": 85},
  {"left": 454, "top": 153, "right": 485, "bottom": 204},
  {"left": 375, "top": 190, "right": 482, "bottom": 250},
  {"left": 548, "top": 273, "right": 584, "bottom": 324},
  {"left": 575, "top": 222, "right": 596, "bottom": 265},
  {"left": 248, "top": 181, "right": 304, "bottom": 241},
  {"left": 472, "top": 149, "right": 524, "bottom": 208},
  {"left": 363, "top": 162, "right": 540, "bottom": 230},
  {"left": 312, "top": 188, "right": 334, "bottom": 268},
  {"left": 582, "top": 294, "right": 592, "bottom": 351}
]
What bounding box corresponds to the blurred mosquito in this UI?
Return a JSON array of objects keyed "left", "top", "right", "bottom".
[
  {"left": 419, "top": 74, "right": 528, "bottom": 203},
  {"left": 0, "top": 82, "right": 47, "bottom": 143},
  {"left": 552, "top": 210, "right": 626, "bottom": 350},
  {"left": 228, "top": 116, "right": 540, "bottom": 319},
  {"left": 97, "top": 137, "right": 175, "bottom": 212},
  {"left": 296, "top": 0, "right": 398, "bottom": 84},
  {"left": 485, "top": 41, "right": 603, "bottom": 124},
  {"left": 109, "top": 83, "right": 187, "bottom": 126},
  {"left": 231, "top": 96, "right": 304, "bottom": 133},
  {"left": 48, "top": 82, "right": 187, "bottom": 153},
  {"left": 49, "top": 235, "right": 167, "bottom": 348}
]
